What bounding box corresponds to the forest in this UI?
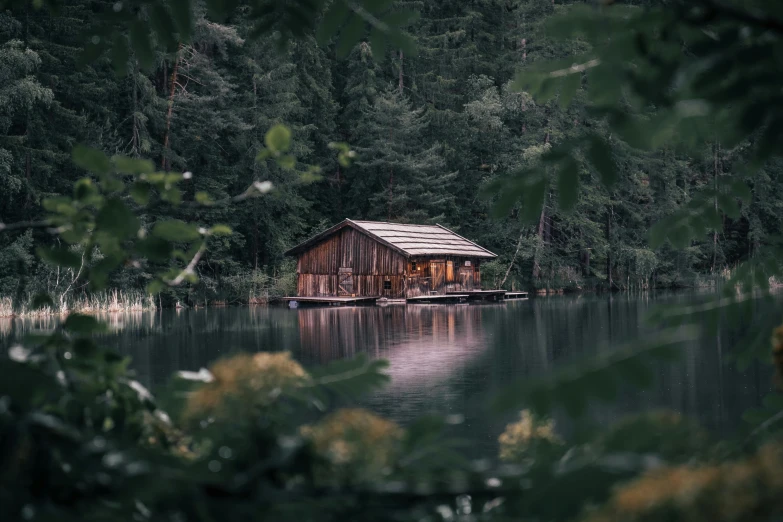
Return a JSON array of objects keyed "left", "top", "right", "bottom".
[
  {"left": 4, "top": 0, "right": 783, "bottom": 521},
  {"left": 3, "top": 0, "right": 782, "bottom": 310}
]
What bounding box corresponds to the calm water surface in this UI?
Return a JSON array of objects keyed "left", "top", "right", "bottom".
[{"left": 0, "top": 293, "right": 771, "bottom": 456}]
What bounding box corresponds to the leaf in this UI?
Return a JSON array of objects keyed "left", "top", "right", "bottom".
[
  {"left": 369, "top": 27, "right": 387, "bottom": 60},
  {"left": 28, "top": 412, "right": 81, "bottom": 440},
  {"left": 277, "top": 155, "right": 296, "bottom": 169},
  {"left": 130, "top": 182, "right": 151, "bottom": 205},
  {"left": 63, "top": 314, "right": 107, "bottom": 334},
  {"left": 558, "top": 72, "right": 582, "bottom": 109},
  {"left": 73, "top": 178, "right": 99, "bottom": 202},
  {"left": 136, "top": 237, "right": 173, "bottom": 262},
  {"left": 730, "top": 179, "right": 752, "bottom": 204},
  {"left": 96, "top": 198, "right": 140, "bottom": 239},
  {"left": 316, "top": 0, "right": 349, "bottom": 45},
  {"left": 72, "top": 145, "right": 111, "bottom": 175},
  {"left": 152, "top": 219, "right": 201, "bottom": 242},
  {"left": 113, "top": 155, "right": 154, "bottom": 175},
  {"left": 195, "top": 191, "right": 214, "bottom": 205},
  {"left": 558, "top": 158, "right": 579, "bottom": 210},
  {"left": 587, "top": 134, "right": 617, "bottom": 187},
  {"left": 209, "top": 225, "right": 232, "bottom": 236},
  {"left": 205, "top": 0, "right": 237, "bottom": 20},
  {"left": 523, "top": 178, "right": 548, "bottom": 223},
  {"left": 170, "top": 0, "right": 193, "bottom": 41},
  {"left": 308, "top": 354, "right": 390, "bottom": 401},
  {"left": 110, "top": 34, "right": 129, "bottom": 76},
  {"left": 37, "top": 247, "right": 82, "bottom": 269},
  {"left": 265, "top": 124, "right": 292, "bottom": 153},
  {"left": 147, "top": 279, "right": 166, "bottom": 295},
  {"left": 0, "top": 360, "right": 60, "bottom": 410},
  {"left": 382, "top": 8, "right": 420, "bottom": 27},
  {"left": 717, "top": 194, "right": 740, "bottom": 219},
  {"left": 130, "top": 21, "right": 155, "bottom": 71},
  {"left": 150, "top": 4, "right": 178, "bottom": 51},
  {"left": 335, "top": 12, "right": 365, "bottom": 58}
]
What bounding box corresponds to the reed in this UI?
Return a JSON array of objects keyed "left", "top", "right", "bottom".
[{"left": 0, "top": 290, "right": 157, "bottom": 318}]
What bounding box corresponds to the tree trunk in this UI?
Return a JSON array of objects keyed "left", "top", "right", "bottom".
[
  {"left": 711, "top": 141, "right": 720, "bottom": 272},
  {"left": 132, "top": 59, "right": 140, "bottom": 157},
  {"left": 585, "top": 248, "right": 590, "bottom": 276},
  {"left": 398, "top": 50, "right": 404, "bottom": 94},
  {"left": 500, "top": 231, "right": 526, "bottom": 288},
  {"left": 606, "top": 205, "right": 614, "bottom": 290},
  {"left": 388, "top": 168, "right": 394, "bottom": 221},
  {"left": 161, "top": 44, "right": 182, "bottom": 171},
  {"left": 532, "top": 197, "right": 547, "bottom": 280}
]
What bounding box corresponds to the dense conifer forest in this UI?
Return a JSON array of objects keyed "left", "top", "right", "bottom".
[{"left": 3, "top": 0, "right": 781, "bottom": 306}]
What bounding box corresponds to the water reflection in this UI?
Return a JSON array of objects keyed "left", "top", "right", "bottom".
[{"left": 0, "top": 293, "right": 772, "bottom": 456}]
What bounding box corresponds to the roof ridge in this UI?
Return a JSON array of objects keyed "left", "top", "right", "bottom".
[{"left": 351, "top": 220, "right": 441, "bottom": 228}]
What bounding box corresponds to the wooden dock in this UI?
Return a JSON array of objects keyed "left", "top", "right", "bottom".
[
  {"left": 407, "top": 294, "right": 469, "bottom": 304},
  {"left": 376, "top": 298, "right": 407, "bottom": 305},
  {"left": 504, "top": 292, "right": 529, "bottom": 300},
  {"left": 282, "top": 296, "right": 379, "bottom": 307},
  {"left": 446, "top": 289, "right": 506, "bottom": 301}
]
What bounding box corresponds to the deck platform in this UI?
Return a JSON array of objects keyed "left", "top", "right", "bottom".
[
  {"left": 282, "top": 296, "right": 379, "bottom": 307},
  {"left": 407, "top": 294, "right": 469, "bottom": 304},
  {"left": 446, "top": 289, "right": 507, "bottom": 301},
  {"left": 504, "top": 292, "right": 529, "bottom": 300}
]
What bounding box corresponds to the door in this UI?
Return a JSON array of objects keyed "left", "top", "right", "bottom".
[
  {"left": 338, "top": 267, "right": 353, "bottom": 296},
  {"left": 459, "top": 264, "right": 474, "bottom": 290},
  {"left": 446, "top": 260, "right": 454, "bottom": 283},
  {"left": 430, "top": 261, "right": 445, "bottom": 292}
]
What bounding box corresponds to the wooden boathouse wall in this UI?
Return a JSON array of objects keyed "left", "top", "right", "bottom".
[
  {"left": 296, "top": 227, "right": 408, "bottom": 298},
  {"left": 405, "top": 257, "right": 482, "bottom": 297}
]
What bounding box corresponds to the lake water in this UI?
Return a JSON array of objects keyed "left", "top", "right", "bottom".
[{"left": 0, "top": 293, "right": 771, "bottom": 456}]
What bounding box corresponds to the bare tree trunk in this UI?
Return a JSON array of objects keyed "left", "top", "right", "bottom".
[
  {"left": 388, "top": 168, "right": 394, "bottom": 221},
  {"left": 388, "top": 127, "right": 394, "bottom": 220},
  {"left": 398, "top": 50, "right": 404, "bottom": 94},
  {"left": 500, "top": 231, "right": 526, "bottom": 287},
  {"left": 606, "top": 205, "right": 614, "bottom": 290},
  {"left": 161, "top": 44, "right": 182, "bottom": 171},
  {"left": 711, "top": 141, "right": 719, "bottom": 272},
  {"left": 532, "top": 197, "right": 547, "bottom": 280},
  {"left": 132, "top": 59, "right": 140, "bottom": 157}
]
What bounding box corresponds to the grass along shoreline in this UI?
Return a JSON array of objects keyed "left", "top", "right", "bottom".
[{"left": 0, "top": 290, "right": 157, "bottom": 318}]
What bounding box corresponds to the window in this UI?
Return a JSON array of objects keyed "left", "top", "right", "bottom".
[
  {"left": 383, "top": 280, "right": 392, "bottom": 290},
  {"left": 465, "top": 260, "right": 472, "bottom": 267},
  {"left": 411, "top": 261, "right": 417, "bottom": 271}
]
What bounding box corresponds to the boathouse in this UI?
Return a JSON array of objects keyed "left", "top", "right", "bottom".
[{"left": 284, "top": 219, "right": 497, "bottom": 299}]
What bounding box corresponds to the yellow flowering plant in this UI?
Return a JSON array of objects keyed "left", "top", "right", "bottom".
[{"left": 499, "top": 410, "right": 563, "bottom": 464}]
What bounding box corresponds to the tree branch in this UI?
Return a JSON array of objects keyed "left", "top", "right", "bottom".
[
  {"left": 549, "top": 59, "right": 601, "bottom": 78},
  {"left": 168, "top": 241, "right": 207, "bottom": 286},
  {"left": 0, "top": 220, "right": 53, "bottom": 234}
]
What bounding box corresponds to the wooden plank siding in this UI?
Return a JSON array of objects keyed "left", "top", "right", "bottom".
[{"left": 296, "top": 227, "right": 407, "bottom": 298}]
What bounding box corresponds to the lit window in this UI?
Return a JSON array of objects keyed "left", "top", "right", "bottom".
[{"left": 465, "top": 260, "right": 472, "bottom": 267}]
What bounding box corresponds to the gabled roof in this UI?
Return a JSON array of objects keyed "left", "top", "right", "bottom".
[{"left": 284, "top": 219, "right": 497, "bottom": 259}]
